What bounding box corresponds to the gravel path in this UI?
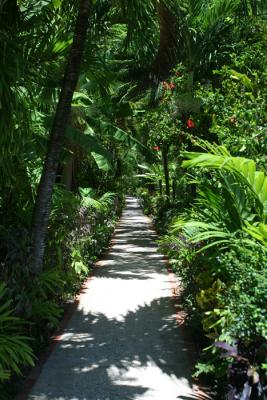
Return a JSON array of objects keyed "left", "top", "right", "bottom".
[{"left": 28, "top": 197, "right": 195, "bottom": 400}]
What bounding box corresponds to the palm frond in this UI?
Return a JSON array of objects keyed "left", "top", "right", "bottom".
[{"left": 182, "top": 146, "right": 267, "bottom": 218}]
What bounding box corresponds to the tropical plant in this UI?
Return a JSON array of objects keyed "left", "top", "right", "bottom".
[
  {"left": 157, "top": 144, "right": 267, "bottom": 395},
  {"left": 31, "top": 0, "right": 92, "bottom": 275},
  {"left": 172, "top": 143, "right": 267, "bottom": 252},
  {"left": 0, "top": 283, "right": 34, "bottom": 383},
  {"left": 194, "top": 38, "right": 267, "bottom": 168}
]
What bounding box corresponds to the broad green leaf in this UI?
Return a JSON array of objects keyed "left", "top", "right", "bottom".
[
  {"left": 91, "top": 152, "right": 111, "bottom": 171},
  {"left": 182, "top": 147, "right": 267, "bottom": 219},
  {"left": 66, "top": 126, "right": 112, "bottom": 170}
]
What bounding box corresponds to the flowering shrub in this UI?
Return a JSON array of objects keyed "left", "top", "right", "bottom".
[{"left": 195, "top": 44, "right": 267, "bottom": 170}]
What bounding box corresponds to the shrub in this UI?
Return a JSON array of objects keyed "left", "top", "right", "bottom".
[{"left": 0, "top": 283, "right": 34, "bottom": 391}]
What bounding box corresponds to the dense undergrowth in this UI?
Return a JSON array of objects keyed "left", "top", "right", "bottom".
[
  {"left": 135, "top": 18, "right": 267, "bottom": 397},
  {"left": 140, "top": 155, "right": 267, "bottom": 396},
  {"left": 137, "top": 48, "right": 267, "bottom": 398},
  {"left": 0, "top": 189, "right": 123, "bottom": 399}
]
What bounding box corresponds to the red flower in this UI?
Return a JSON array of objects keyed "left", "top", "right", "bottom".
[
  {"left": 186, "top": 118, "right": 195, "bottom": 129},
  {"left": 152, "top": 146, "right": 160, "bottom": 151},
  {"left": 162, "top": 81, "right": 175, "bottom": 90}
]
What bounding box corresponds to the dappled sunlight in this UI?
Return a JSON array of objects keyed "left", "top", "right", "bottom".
[
  {"left": 111, "top": 244, "right": 158, "bottom": 253},
  {"left": 100, "top": 251, "right": 164, "bottom": 260},
  {"left": 29, "top": 298, "right": 193, "bottom": 399},
  {"left": 107, "top": 358, "right": 193, "bottom": 398},
  {"left": 28, "top": 198, "right": 195, "bottom": 400}
]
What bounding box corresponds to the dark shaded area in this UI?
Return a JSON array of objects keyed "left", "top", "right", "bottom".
[{"left": 152, "top": 2, "right": 178, "bottom": 78}]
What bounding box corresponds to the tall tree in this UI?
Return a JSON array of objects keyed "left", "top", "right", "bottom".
[
  {"left": 151, "top": 1, "right": 178, "bottom": 78},
  {"left": 31, "top": 0, "right": 91, "bottom": 274}
]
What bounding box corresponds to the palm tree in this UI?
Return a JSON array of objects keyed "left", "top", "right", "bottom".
[
  {"left": 152, "top": 1, "right": 178, "bottom": 78},
  {"left": 31, "top": 0, "right": 91, "bottom": 274},
  {"left": 150, "top": 0, "right": 267, "bottom": 80}
]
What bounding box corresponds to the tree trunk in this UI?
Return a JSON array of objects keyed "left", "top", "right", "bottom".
[
  {"left": 172, "top": 178, "right": 176, "bottom": 200},
  {"left": 159, "top": 179, "right": 163, "bottom": 196},
  {"left": 62, "top": 154, "right": 74, "bottom": 191},
  {"left": 31, "top": 0, "right": 91, "bottom": 275},
  {"left": 151, "top": 1, "right": 178, "bottom": 78},
  {"left": 0, "top": 0, "right": 19, "bottom": 26},
  {"left": 162, "top": 145, "right": 170, "bottom": 199}
]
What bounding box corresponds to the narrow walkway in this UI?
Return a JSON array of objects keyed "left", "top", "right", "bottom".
[{"left": 29, "top": 197, "right": 195, "bottom": 400}]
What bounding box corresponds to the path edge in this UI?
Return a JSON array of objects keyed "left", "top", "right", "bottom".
[
  {"left": 13, "top": 211, "right": 123, "bottom": 400},
  {"left": 144, "top": 208, "right": 213, "bottom": 400}
]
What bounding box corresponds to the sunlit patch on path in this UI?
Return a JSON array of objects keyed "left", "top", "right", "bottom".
[{"left": 28, "top": 197, "right": 195, "bottom": 400}]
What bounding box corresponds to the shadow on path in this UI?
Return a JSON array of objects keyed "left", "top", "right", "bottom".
[{"left": 28, "top": 197, "right": 196, "bottom": 400}]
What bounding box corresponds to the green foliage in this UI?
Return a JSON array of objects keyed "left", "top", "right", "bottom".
[
  {"left": 1, "top": 182, "right": 122, "bottom": 396},
  {"left": 174, "top": 145, "right": 267, "bottom": 311},
  {"left": 28, "top": 270, "right": 64, "bottom": 329},
  {"left": 134, "top": 4, "right": 267, "bottom": 397},
  {"left": 46, "top": 186, "right": 122, "bottom": 296},
  {"left": 157, "top": 146, "right": 267, "bottom": 394},
  {"left": 216, "top": 247, "right": 267, "bottom": 339},
  {"left": 194, "top": 36, "right": 267, "bottom": 168},
  {"left": 0, "top": 283, "right": 34, "bottom": 383},
  {"left": 66, "top": 126, "right": 112, "bottom": 172},
  {"left": 170, "top": 144, "right": 267, "bottom": 254}
]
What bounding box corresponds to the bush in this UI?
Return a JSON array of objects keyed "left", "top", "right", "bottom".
[
  {"left": 158, "top": 146, "right": 267, "bottom": 397},
  {"left": 0, "top": 283, "right": 34, "bottom": 398},
  {"left": 0, "top": 187, "right": 123, "bottom": 396}
]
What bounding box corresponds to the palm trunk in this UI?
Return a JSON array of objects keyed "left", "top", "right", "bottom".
[
  {"left": 151, "top": 1, "right": 177, "bottom": 78},
  {"left": 0, "top": 0, "right": 19, "bottom": 26},
  {"left": 31, "top": 0, "right": 91, "bottom": 275}
]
